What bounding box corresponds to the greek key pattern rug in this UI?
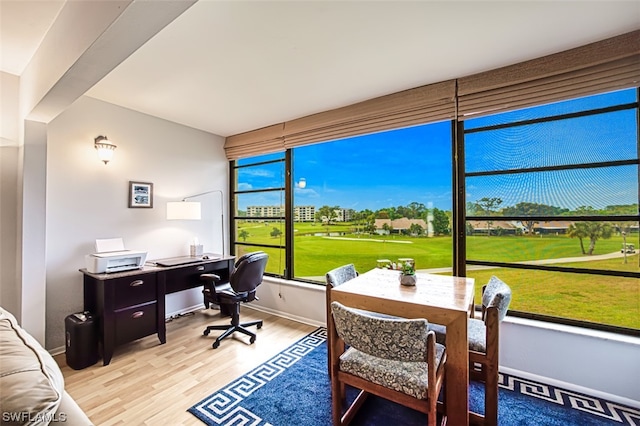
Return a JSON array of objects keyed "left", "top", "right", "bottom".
[
  {"left": 188, "top": 328, "right": 327, "bottom": 425},
  {"left": 498, "top": 375, "right": 639, "bottom": 425},
  {"left": 188, "top": 328, "right": 639, "bottom": 426}
]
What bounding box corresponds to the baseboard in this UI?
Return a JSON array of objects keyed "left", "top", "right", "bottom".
[
  {"left": 166, "top": 303, "right": 208, "bottom": 320},
  {"left": 50, "top": 345, "right": 65, "bottom": 357},
  {"left": 500, "top": 366, "right": 640, "bottom": 409},
  {"left": 245, "top": 304, "right": 325, "bottom": 329}
]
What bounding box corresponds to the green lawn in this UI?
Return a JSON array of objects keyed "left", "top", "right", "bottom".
[{"left": 237, "top": 221, "right": 639, "bottom": 329}]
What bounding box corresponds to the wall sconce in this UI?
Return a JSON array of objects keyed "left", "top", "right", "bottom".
[{"left": 94, "top": 135, "right": 117, "bottom": 165}]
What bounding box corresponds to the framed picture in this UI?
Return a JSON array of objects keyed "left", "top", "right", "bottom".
[{"left": 128, "top": 181, "right": 153, "bottom": 208}]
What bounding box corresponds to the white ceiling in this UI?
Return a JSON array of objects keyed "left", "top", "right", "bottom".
[{"left": 2, "top": 1, "right": 639, "bottom": 138}]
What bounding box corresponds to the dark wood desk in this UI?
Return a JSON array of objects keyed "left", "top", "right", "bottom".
[
  {"left": 81, "top": 255, "right": 235, "bottom": 365},
  {"left": 330, "top": 268, "right": 475, "bottom": 426}
]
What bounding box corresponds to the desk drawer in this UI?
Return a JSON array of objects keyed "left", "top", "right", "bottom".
[
  {"left": 112, "top": 275, "right": 157, "bottom": 310},
  {"left": 165, "top": 263, "right": 222, "bottom": 293},
  {"left": 114, "top": 302, "right": 157, "bottom": 344}
]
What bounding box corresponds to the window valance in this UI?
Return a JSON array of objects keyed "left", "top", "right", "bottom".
[
  {"left": 224, "top": 30, "right": 640, "bottom": 159},
  {"left": 457, "top": 30, "right": 640, "bottom": 120}
]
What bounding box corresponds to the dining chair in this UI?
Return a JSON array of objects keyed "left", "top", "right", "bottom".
[
  {"left": 330, "top": 301, "right": 446, "bottom": 426},
  {"left": 431, "top": 275, "right": 512, "bottom": 426},
  {"left": 325, "top": 264, "right": 358, "bottom": 375}
]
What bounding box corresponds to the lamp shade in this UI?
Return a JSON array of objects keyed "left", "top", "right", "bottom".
[
  {"left": 167, "top": 201, "right": 201, "bottom": 220},
  {"left": 94, "top": 135, "right": 117, "bottom": 164}
]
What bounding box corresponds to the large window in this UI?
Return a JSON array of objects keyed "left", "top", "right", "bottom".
[
  {"left": 230, "top": 89, "right": 639, "bottom": 334},
  {"left": 292, "top": 122, "right": 453, "bottom": 281},
  {"left": 463, "top": 88, "right": 639, "bottom": 332}
]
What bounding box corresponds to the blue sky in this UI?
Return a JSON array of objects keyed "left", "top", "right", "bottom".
[
  {"left": 293, "top": 121, "right": 453, "bottom": 211},
  {"left": 238, "top": 88, "right": 638, "bottom": 213}
]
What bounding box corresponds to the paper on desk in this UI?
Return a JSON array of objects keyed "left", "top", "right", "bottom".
[{"left": 95, "top": 238, "right": 126, "bottom": 253}]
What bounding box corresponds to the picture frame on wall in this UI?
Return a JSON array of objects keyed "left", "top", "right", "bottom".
[{"left": 128, "top": 181, "right": 153, "bottom": 208}]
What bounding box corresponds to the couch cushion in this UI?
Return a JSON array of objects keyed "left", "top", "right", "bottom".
[{"left": 0, "top": 307, "right": 64, "bottom": 426}]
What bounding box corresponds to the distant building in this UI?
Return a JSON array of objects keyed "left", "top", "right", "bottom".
[
  {"left": 246, "top": 205, "right": 284, "bottom": 219},
  {"left": 336, "top": 208, "right": 354, "bottom": 222},
  {"left": 295, "top": 205, "right": 315, "bottom": 222},
  {"left": 245, "top": 205, "right": 318, "bottom": 222},
  {"left": 533, "top": 221, "right": 573, "bottom": 235},
  {"left": 375, "top": 218, "right": 428, "bottom": 235},
  {"left": 467, "top": 220, "right": 524, "bottom": 235}
]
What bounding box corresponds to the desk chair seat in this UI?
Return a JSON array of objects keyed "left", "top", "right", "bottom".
[{"left": 201, "top": 251, "right": 268, "bottom": 349}]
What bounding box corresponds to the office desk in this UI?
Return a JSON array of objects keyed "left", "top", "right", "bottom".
[
  {"left": 329, "top": 268, "right": 475, "bottom": 426},
  {"left": 81, "top": 255, "right": 235, "bottom": 365}
]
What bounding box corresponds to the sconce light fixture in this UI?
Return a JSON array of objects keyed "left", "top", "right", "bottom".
[{"left": 94, "top": 135, "right": 117, "bottom": 165}]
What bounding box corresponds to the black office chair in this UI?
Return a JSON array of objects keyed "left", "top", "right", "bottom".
[{"left": 201, "top": 251, "right": 268, "bottom": 349}]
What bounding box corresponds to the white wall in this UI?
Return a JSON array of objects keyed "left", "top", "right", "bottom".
[
  {"left": 0, "top": 146, "right": 19, "bottom": 312},
  {"left": 45, "top": 96, "right": 227, "bottom": 349},
  {"left": 253, "top": 277, "right": 640, "bottom": 405},
  {"left": 0, "top": 71, "right": 20, "bottom": 314}
]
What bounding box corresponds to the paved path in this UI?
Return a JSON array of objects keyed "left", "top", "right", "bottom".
[
  {"left": 420, "top": 251, "right": 634, "bottom": 274},
  {"left": 303, "top": 251, "right": 637, "bottom": 280}
]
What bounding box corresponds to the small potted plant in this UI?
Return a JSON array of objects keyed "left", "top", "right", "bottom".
[{"left": 399, "top": 260, "right": 417, "bottom": 286}]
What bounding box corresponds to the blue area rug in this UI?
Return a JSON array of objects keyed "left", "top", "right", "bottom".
[{"left": 188, "top": 328, "right": 639, "bottom": 425}]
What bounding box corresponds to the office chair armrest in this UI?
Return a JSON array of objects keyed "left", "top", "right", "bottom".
[{"left": 201, "top": 273, "right": 221, "bottom": 282}]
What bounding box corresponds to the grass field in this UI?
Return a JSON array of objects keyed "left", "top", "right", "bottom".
[{"left": 237, "top": 221, "right": 640, "bottom": 329}]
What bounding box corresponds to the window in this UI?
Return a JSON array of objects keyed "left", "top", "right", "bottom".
[
  {"left": 463, "top": 88, "right": 639, "bottom": 332},
  {"left": 292, "top": 122, "right": 453, "bottom": 281},
  {"left": 232, "top": 153, "right": 286, "bottom": 276}
]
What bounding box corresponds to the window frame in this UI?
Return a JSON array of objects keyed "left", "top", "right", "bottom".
[
  {"left": 458, "top": 88, "right": 640, "bottom": 336},
  {"left": 231, "top": 153, "right": 287, "bottom": 277}
]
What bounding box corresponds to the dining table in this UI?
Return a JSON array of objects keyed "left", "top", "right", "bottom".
[{"left": 328, "top": 267, "right": 475, "bottom": 426}]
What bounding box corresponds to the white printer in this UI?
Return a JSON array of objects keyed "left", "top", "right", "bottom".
[{"left": 85, "top": 238, "right": 147, "bottom": 274}]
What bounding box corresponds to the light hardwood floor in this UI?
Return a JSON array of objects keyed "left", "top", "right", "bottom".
[{"left": 54, "top": 307, "right": 317, "bottom": 425}]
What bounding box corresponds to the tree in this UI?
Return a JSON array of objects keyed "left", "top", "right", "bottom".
[
  {"left": 502, "top": 202, "right": 569, "bottom": 235},
  {"left": 567, "top": 222, "right": 613, "bottom": 255},
  {"left": 409, "top": 223, "right": 424, "bottom": 236},
  {"left": 270, "top": 227, "right": 282, "bottom": 238},
  {"left": 382, "top": 223, "right": 393, "bottom": 235},
  {"left": 475, "top": 197, "right": 502, "bottom": 236},
  {"left": 238, "top": 229, "right": 250, "bottom": 242},
  {"left": 315, "top": 205, "right": 338, "bottom": 224},
  {"left": 431, "top": 207, "right": 450, "bottom": 235}
]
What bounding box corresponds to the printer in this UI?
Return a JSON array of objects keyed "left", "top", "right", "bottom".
[{"left": 85, "top": 238, "right": 147, "bottom": 274}]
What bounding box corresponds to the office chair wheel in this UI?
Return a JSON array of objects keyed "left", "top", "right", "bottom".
[
  {"left": 257, "top": 323, "right": 262, "bottom": 329},
  {"left": 203, "top": 329, "right": 210, "bottom": 336},
  {"left": 212, "top": 341, "right": 220, "bottom": 349},
  {"left": 250, "top": 336, "right": 256, "bottom": 344}
]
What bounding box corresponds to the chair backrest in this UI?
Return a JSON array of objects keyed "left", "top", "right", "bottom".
[
  {"left": 325, "top": 264, "right": 357, "bottom": 288},
  {"left": 331, "top": 301, "right": 430, "bottom": 362},
  {"left": 229, "top": 252, "right": 269, "bottom": 297},
  {"left": 234, "top": 250, "right": 265, "bottom": 268},
  {"left": 482, "top": 276, "right": 512, "bottom": 322}
]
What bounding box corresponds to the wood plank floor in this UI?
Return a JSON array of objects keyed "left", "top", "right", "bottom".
[{"left": 54, "top": 307, "right": 317, "bottom": 425}]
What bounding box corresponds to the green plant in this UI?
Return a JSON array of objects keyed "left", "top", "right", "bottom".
[{"left": 401, "top": 261, "right": 415, "bottom": 275}]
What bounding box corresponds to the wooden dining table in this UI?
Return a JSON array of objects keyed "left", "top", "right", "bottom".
[{"left": 329, "top": 268, "right": 475, "bottom": 426}]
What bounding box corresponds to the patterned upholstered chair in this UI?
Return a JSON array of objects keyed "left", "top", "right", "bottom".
[
  {"left": 325, "top": 264, "right": 358, "bottom": 375},
  {"left": 330, "top": 301, "right": 446, "bottom": 426},
  {"left": 431, "top": 275, "right": 512, "bottom": 426}
]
